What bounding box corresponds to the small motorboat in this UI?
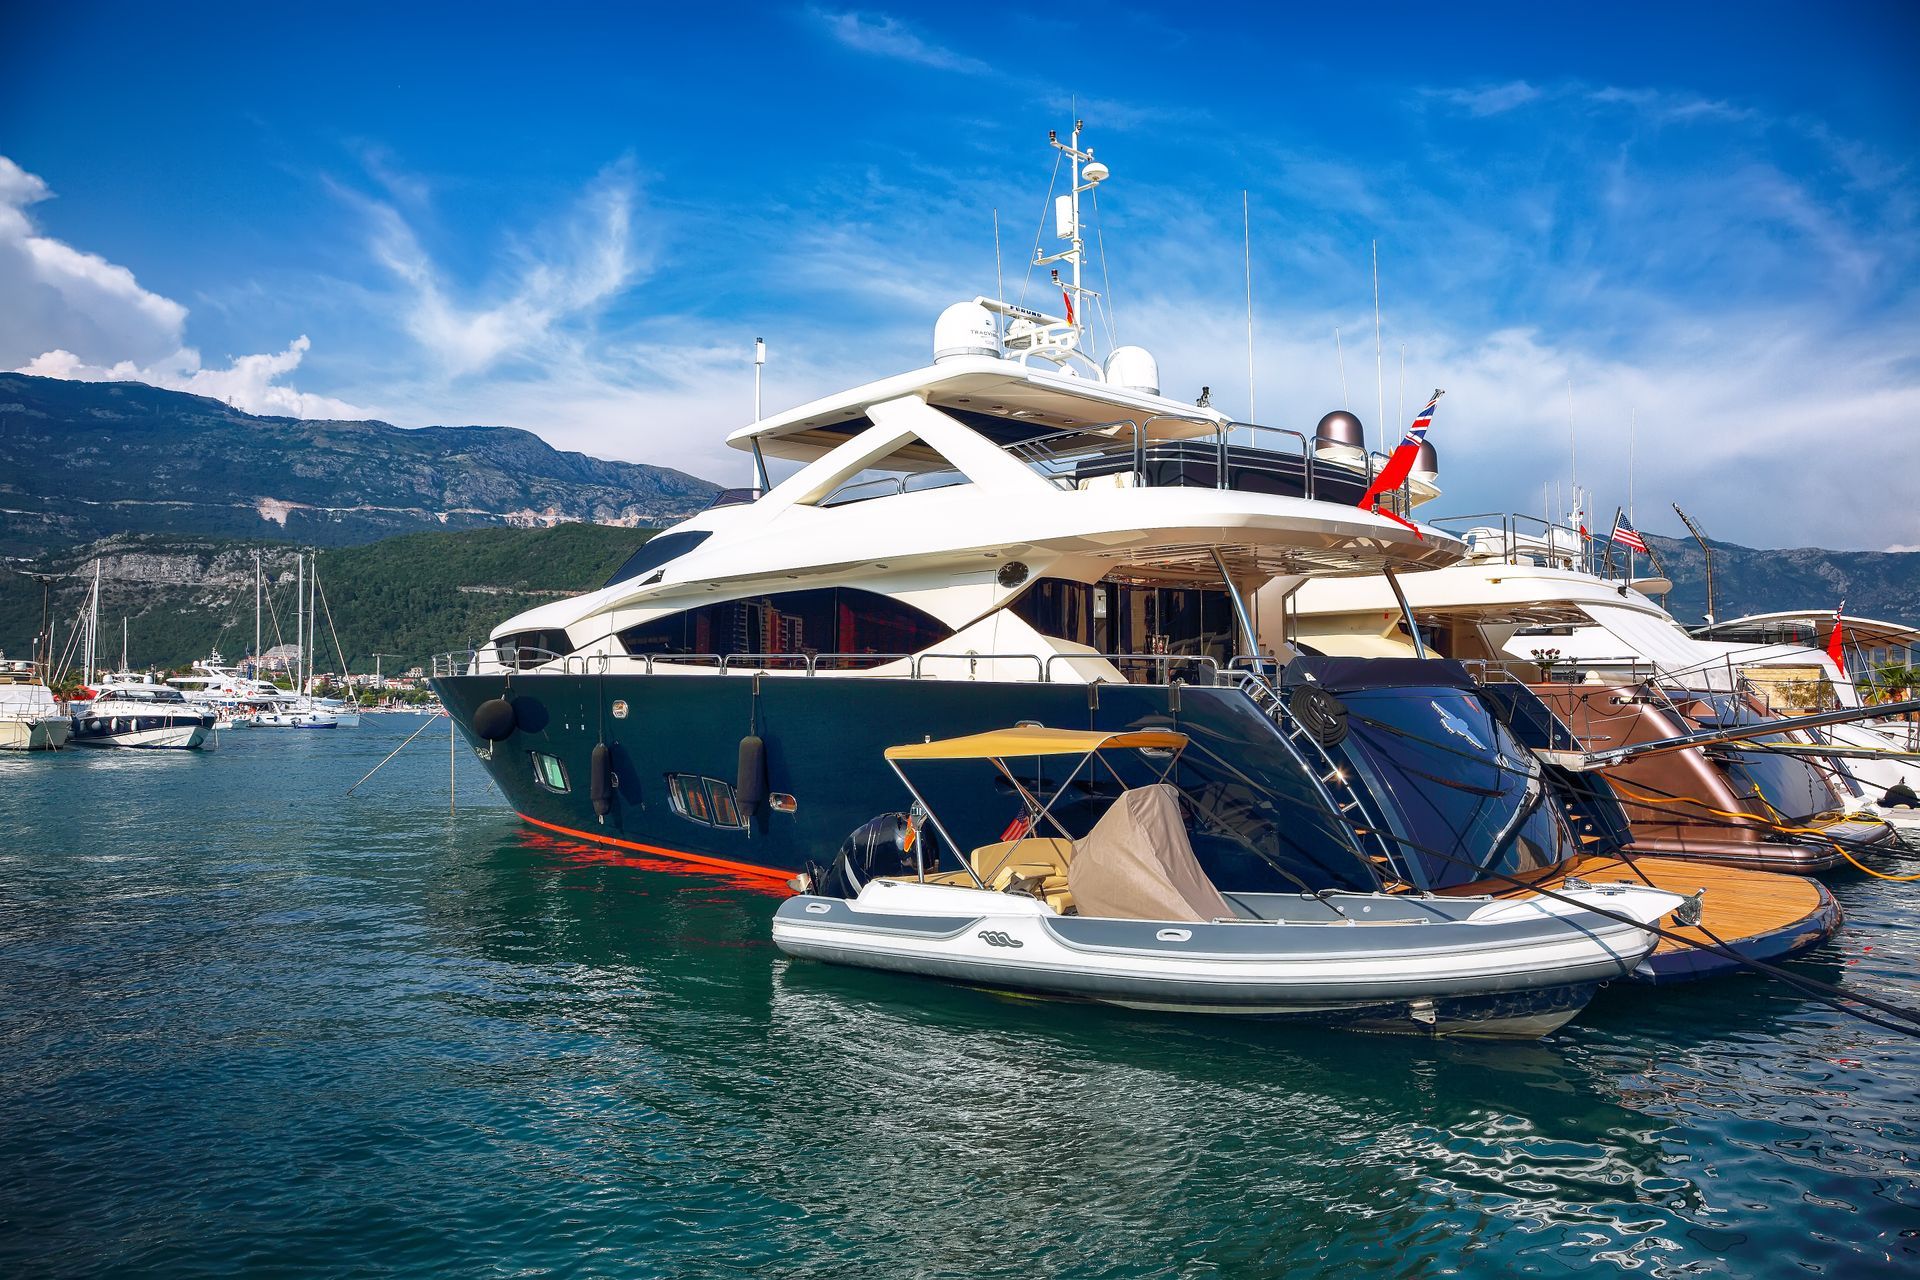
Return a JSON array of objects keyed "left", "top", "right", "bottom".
[
  {"left": 774, "top": 727, "right": 1692, "bottom": 1039},
  {"left": 68, "top": 679, "right": 217, "bottom": 750}
]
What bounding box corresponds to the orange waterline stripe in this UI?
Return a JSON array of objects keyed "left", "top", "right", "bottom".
[{"left": 516, "top": 812, "right": 798, "bottom": 885}]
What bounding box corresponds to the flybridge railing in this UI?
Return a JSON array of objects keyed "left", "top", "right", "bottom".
[
  {"left": 1427, "top": 511, "right": 1629, "bottom": 577},
  {"left": 1006, "top": 416, "right": 1386, "bottom": 504},
  {"left": 433, "top": 647, "right": 1240, "bottom": 686},
  {"left": 807, "top": 414, "right": 1398, "bottom": 509}
]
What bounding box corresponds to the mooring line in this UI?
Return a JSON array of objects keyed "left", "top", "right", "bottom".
[{"left": 345, "top": 710, "right": 447, "bottom": 796}]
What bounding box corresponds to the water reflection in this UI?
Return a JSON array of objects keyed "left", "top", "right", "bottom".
[{"left": 1, "top": 728, "right": 1914, "bottom": 1278}]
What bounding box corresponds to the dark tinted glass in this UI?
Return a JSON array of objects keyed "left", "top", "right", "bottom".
[
  {"left": 1010, "top": 578, "right": 1098, "bottom": 647},
  {"left": 1331, "top": 686, "right": 1576, "bottom": 889},
  {"left": 604, "top": 531, "right": 713, "bottom": 587},
  {"left": 619, "top": 588, "right": 951, "bottom": 659}
]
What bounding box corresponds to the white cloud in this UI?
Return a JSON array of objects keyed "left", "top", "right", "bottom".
[
  {"left": 19, "top": 336, "right": 365, "bottom": 419},
  {"left": 0, "top": 155, "right": 187, "bottom": 368},
  {"left": 813, "top": 9, "right": 991, "bottom": 75},
  {"left": 2, "top": 154, "right": 357, "bottom": 419},
  {"left": 352, "top": 161, "right": 646, "bottom": 377},
  {"left": 1427, "top": 81, "right": 1543, "bottom": 117}
]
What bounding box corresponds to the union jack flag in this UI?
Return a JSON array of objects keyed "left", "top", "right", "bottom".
[
  {"left": 1402, "top": 391, "right": 1441, "bottom": 447},
  {"left": 1355, "top": 389, "right": 1444, "bottom": 539},
  {"left": 1610, "top": 512, "right": 1648, "bottom": 554}
]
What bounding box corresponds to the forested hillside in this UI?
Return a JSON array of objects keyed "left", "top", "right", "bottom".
[{"left": 1, "top": 525, "right": 653, "bottom": 674}]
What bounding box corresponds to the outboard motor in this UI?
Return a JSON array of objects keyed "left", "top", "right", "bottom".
[{"left": 795, "top": 813, "right": 914, "bottom": 898}]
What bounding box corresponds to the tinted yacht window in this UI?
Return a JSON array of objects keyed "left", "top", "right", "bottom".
[
  {"left": 604, "top": 531, "right": 713, "bottom": 587},
  {"left": 620, "top": 587, "right": 951, "bottom": 658},
  {"left": 1331, "top": 685, "right": 1578, "bottom": 890}
]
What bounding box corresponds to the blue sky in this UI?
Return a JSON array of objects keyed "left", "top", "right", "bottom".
[{"left": 4, "top": 2, "right": 1917, "bottom": 550}]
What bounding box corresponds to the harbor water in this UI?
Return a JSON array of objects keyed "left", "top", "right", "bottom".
[{"left": 2, "top": 718, "right": 1915, "bottom": 1277}]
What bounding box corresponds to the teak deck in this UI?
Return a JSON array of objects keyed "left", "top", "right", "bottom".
[{"left": 1439, "top": 854, "right": 1829, "bottom": 955}]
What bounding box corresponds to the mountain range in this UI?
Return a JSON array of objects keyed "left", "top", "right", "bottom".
[
  {"left": 0, "top": 375, "right": 1912, "bottom": 674},
  {"left": 0, "top": 373, "right": 719, "bottom": 555}
]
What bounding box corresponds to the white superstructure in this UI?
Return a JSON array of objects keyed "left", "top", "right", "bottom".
[{"left": 467, "top": 126, "right": 1458, "bottom": 686}]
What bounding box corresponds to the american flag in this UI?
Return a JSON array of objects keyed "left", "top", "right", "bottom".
[{"left": 1610, "top": 513, "right": 1648, "bottom": 554}]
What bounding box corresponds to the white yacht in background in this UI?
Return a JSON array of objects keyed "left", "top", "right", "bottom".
[
  {"left": 1689, "top": 611, "right": 1920, "bottom": 821},
  {"left": 1279, "top": 514, "right": 1913, "bottom": 848},
  {"left": 0, "top": 656, "right": 71, "bottom": 750},
  {"left": 69, "top": 675, "right": 217, "bottom": 750}
]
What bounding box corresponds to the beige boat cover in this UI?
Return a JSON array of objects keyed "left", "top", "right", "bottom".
[{"left": 1067, "top": 784, "right": 1235, "bottom": 923}]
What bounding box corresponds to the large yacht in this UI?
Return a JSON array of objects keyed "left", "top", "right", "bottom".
[
  {"left": 433, "top": 125, "right": 1494, "bottom": 887},
  {"left": 0, "top": 656, "right": 70, "bottom": 750}
]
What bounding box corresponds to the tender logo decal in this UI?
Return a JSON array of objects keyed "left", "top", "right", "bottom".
[
  {"left": 1435, "top": 702, "right": 1486, "bottom": 751},
  {"left": 610, "top": 700, "right": 629, "bottom": 719},
  {"left": 977, "top": 930, "right": 1024, "bottom": 948}
]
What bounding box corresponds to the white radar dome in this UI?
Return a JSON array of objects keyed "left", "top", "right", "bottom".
[
  {"left": 1103, "top": 345, "right": 1160, "bottom": 395},
  {"left": 933, "top": 301, "right": 999, "bottom": 363}
]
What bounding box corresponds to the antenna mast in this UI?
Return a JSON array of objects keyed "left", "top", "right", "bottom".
[
  {"left": 1371, "top": 241, "right": 1385, "bottom": 459},
  {"left": 1036, "top": 120, "right": 1107, "bottom": 354},
  {"left": 1334, "top": 329, "right": 1349, "bottom": 408},
  {"left": 1673, "top": 503, "right": 1717, "bottom": 624},
  {"left": 1242, "top": 190, "right": 1255, "bottom": 422}
]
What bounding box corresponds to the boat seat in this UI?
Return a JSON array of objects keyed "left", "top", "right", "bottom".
[{"left": 969, "top": 837, "right": 1075, "bottom": 883}]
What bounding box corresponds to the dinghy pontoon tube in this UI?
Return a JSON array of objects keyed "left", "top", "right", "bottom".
[{"left": 773, "top": 727, "right": 1689, "bottom": 1038}]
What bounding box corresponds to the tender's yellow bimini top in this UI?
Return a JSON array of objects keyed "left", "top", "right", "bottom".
[{"left": 884, "top": 726, "right": 1189, "bottom": 761}]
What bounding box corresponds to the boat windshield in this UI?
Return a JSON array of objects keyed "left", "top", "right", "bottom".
[
  {"left": 109, "top": 687, "right": 188, "bottom": 704},
  {"left": 1327, "top": 683, "right": 1581, "bottom": 890},
  {"left": 1687, "top": 694, "right": 1840, "bottom": 821}
]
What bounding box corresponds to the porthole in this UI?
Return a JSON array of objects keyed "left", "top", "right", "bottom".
[
  {"left": 666, "top": 773, "right": 748, "bottom": 830},
  {"left": 531, "top": 752, "right": 570, "bottom": 793}
]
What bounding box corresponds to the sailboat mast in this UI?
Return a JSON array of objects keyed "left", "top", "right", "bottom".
[
  {"left": 121, "top": 616, "right": 128, "bottom": 674},
  {"left": 296, "top": 554, "right": 305, "bottom": 694},
  {"left": 254, "top": 550, "right": 262, "bottom": 665},
  {"left": 86, "top": 560, "right": 99, "bottom": 686}
]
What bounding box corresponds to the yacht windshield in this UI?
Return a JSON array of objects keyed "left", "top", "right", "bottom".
[
  {"left": 1687, "top": 694, "right": 1839, "bottom": 821},
  {"left": 1327, "top": 683, "right": 1580, "bottom": 890},
  {"left": 604, "top": 531, "right": 712, "bottom": 587}
]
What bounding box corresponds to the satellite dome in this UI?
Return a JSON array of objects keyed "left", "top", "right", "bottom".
[
  {"left": 933, "top": 301, "right": 999, "bottom": 363},
  {"left": 1411, "top": 439, "right": 1439, "bottom": 484},
  {"left": 1103, "top": 346, "right": 1160, "bottom": 395},
  {"left": 1313, "top": 410, "right": 1366, "bottom": 464}
]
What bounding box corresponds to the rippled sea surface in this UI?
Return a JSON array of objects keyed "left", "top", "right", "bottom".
[{"left": 1, "top": 717, "right": 1916, "bottom": 1277}]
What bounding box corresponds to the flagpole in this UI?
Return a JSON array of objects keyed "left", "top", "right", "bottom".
[{"left": 1628, "top": 408, "right": 1637, "bottom": 584}]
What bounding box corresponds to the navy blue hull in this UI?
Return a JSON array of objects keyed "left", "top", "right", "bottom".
[{"left": 433, "top": 673, "right": 1357, "bottom": 890}]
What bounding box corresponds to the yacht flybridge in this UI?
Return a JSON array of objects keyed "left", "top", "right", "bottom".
[{"left": 434, "top": 123, "right": 1480, "bottom": 892}]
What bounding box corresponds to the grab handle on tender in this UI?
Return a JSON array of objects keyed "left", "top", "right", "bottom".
[{"left": 1156, "top": 928, "right": 1193, "bottom": 942}]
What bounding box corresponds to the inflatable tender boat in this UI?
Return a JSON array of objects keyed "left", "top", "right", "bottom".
[{"left": 773, "top": 727, "right": 1690, "bottom": 1039}]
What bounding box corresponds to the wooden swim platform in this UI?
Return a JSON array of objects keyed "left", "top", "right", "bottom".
[{"left": 1437, "top": 853, "right": 1839, "bottom": 982}]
